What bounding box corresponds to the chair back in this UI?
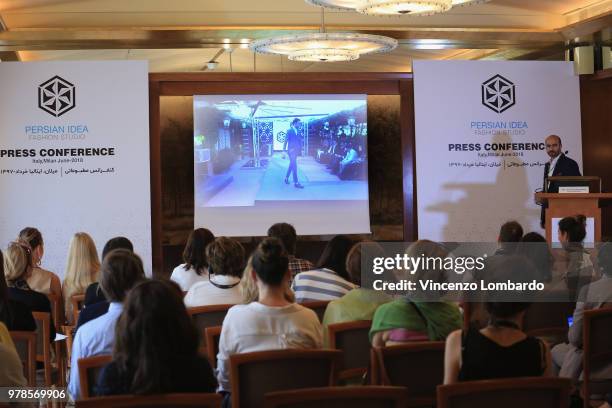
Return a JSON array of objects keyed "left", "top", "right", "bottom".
[
  {"left": 71, "top": 294, "right": 86, "bottom": 324},
  {"left": 437, "top": 377, "right": 571, "bottom": 408},
  {"left": 230, "top": 349, "right": 341, "bottom": 408},
  {"left": 31, "top": 311, "right": 52, "bottom": 385},
  {"left": 9, "top": 330, "right": 37, "bottom": 386},
  {"left": 204, "top": 326, "right": 222, "bottom": 368},
  {"left": 371, "top": 342, "right": 445, "bottom": 406},
  {"left": 187, "top": 304, "right": 232, "bottom": 346},
  {"left": 522, "top": 299, "right": 574, "bottom": 343},
  {"left": 301, "top": 301, "right": 329, "bottom": 322},
  {"left": 47, "top": 293, "right": 63, "bottom": 331},
  {"left": 78, "top": 354, "right": 113, "bottom": 399},
  {"left": 582, "top": 305, "right": 612, "bottom": 408},
  {"left": 75, "top": 393, "right": 222, "bottom": 407},
  {"left": 264, "top": 386, "right": 407, "bottom": 408},
  {"left": 327, "top": 320, "right": 372, "bottom": 381}
]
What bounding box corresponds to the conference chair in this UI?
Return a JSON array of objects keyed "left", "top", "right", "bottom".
[
  {"left": 31, "top": 311, "right": 54, "bottom": 386},
  {"left": 62, "top": 325, "right": 75, "bottom": 366},
  {"left": 371, "top": 342, "right": 445, "bottom": 406},
  {"left": 264, "top": 386, "right": 408, "bottom": 408},
  {"left": 522, "top": 297, "right": 574, "bottom": 346},
  {"left": 187, "top": 304, "right": 232, "bottom": 347},
  {"left": 75, "top": 393, "right": 222, "bottom": 408},
  {"left": 204, "top": 325, "right": 222, "bottom": 368},
  {"left": 301, "top": 301, "right": 330, "bottom": 322},
  {"left": 77, "top": 354, "right": 113, "bottom": 399},
  {"left": 327, "top": 320, "right": 372, "bottom": 382},
  {"left": 436, "top": 377, "right": 571, "bottom": 408},
  {"left": 230, "top": 349, "right": 341, "bottom": 408},
  {"left": 47, "top": 293, "right": 64, "bottom": 331},
  {"left": 582, "top": 306, "right": 612, "bottom": 408},
  {"left": 9, "top": 330, "right": 37, "bottom": 386},
  {"left": 71, "top": 294, "right": 86, "bottom": 324}
]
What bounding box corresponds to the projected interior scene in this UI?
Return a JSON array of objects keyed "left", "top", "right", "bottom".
[{"left": 194, "top": 95, "right": 368, "bottom": 208}]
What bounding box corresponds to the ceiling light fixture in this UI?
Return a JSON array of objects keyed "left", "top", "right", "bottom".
[
  {"left": 305, "top": 0, "right": 489, "bottom": 16},
  {"left": 249, "top": 8, "right": 397, "bottom": 62}
]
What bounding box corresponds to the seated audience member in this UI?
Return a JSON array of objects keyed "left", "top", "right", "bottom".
[
  {"left": 444, "top": 256, "right": 552, "bottom": 384},
  {"left": 322, "top": 242, "right": 391, "bottom": 340},
  {"left": 68, "top": 249, "right": 145, "bottom": 400},
  {"left": 63, "top": 232, "right": 101, "bottom": 324},
  {"left": 370, "top": 240, "right": 462, "bottom": 346},
  {"left": 76, "top": 237, "right": 135, "bottom": 333},
  {"left": 4, "top": 241, "right": 55, "bottom": 342},
  {"left": 0, "top": 322, "right": 27, "bottom": 386},
  {"left": 184, "top": 237, "right": 245, "bottom": 307},
  {"left": 267, "top": 223, "right": 313, "bottom": 277},
  {"left": 495, "top": 220, "right": 523, "bottom": 255},
  {"left": 559, "top": 215, "right": 594, "bottom": 299},
  {"left": 171, "top": 228, "right": 214, "bottom": 291},
  {"left": 19, "top": 227, "right": 62, "bottom": 299},
  {"left": 0, "top": 249, "right": 35, "bottom": 332},
  {"left": 217, "top": 238, "right": 322, "bottom": 393},
  {"left": 551, "top": 241, "right": 612, "bottom": 380},
  {"left": 516, "top": 232, "right": 553, "bottom": 283},
  {"left": 95, "top": 279, "right": 216, "bottom": 396},
  {"left": 240, "top": 256, "right": 295, "bottom": 304},
  {"left": 292, "top": 235, "right": 357, "bottom": 303},
  {"left": 336, "top": 141, "right": 359, "bottom": 175}
]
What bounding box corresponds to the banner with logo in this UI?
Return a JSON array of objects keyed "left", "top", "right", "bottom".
[
  {"left": 413, "top": 61, "right": 582, "bottom": 241},
  {"left": 0, "top": 61, "right": 152, "bottom": 277}
]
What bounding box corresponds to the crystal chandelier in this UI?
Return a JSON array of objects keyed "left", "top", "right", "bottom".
[
  {"left": 305, "top": 0, "right": 489, "bottom": 16},
  {"left": 249, "top": 8, "right": 398, "bottom": 62}
]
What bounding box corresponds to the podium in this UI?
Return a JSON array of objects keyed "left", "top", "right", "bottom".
[{"left": 535, "top": 192, "right": 612, "bottom": 243}]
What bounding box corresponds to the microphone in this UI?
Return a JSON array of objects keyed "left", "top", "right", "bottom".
[{"left": 564, "top": 150, "right": 569, "bottom": 155}]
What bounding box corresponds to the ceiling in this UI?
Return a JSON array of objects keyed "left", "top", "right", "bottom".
[{"left": 0, "top": 0, "right": 610, "bottom": 72}]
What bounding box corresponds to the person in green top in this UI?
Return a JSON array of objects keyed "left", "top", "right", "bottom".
[
  {"left": 370, "top": 240, "right": 463, "bottom": 347},
  {"left": 322, "top": 241, "right": 392, "bottom": 346}
]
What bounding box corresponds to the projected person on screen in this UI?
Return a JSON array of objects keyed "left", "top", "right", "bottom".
[{"left": 284, "top": 118, "right": 304, "bottom": 189}]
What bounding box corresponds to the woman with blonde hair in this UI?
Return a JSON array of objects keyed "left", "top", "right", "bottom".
[
  {"left": 19, "top": 227, "right": 62, "bottom": 298},
  {"left": 63, "top": 232, "right": 100, "bottom": 323}
]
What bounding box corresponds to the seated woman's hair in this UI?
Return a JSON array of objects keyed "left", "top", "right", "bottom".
[
  {"left": 99, "top": 249, "right": 146, "bottom": 303},
  {"left": 206, "top": 237, "right": 245, "bottom": 278},
  {"left": 558, "top": 214, "right": 587, "bottom": 243},
  {"left": 113, "top": 279, "right": 200, "bottom": 394},
  {"left": 18, "top": 227, "right": 43, "bottom": 252},
  {"left": 3, "top": 241, "right": 32, "bottom": 282},
  {"left": 346, "top": 241, "right": 382, "bottom": 287},
  {"left": 102, "top": 237, "right": 134, "bottom": 260},
  {"left": 598, "top": 241, "right": 612, "bottom": 277},
  {"left": 484, "top": 255, "right": 536, "bottom": 319},
  {"left": 316, "top": 235, "right": 354, "bottom": 281},
  {"left": 251, "top": 238, "right": 289, "bottom": 286},
  {"left": 516, "top": 232, "right": 553, "bottom": 283},
  {"left": 182, "top": 228, "right": 215, "bottom": 275}
]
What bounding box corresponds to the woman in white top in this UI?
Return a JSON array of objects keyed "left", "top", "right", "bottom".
[
  {"left": 19, "top": 227, "right": 62, "bottom": 298},
  {"left": 184, "top": 237, "right": 245, "bottom": 307},
  {"left": 63, "top": 232, "right": 100, "bottom": 324},
  {"left": 217, "top": 238, "right": 322, "bottom": 392},
  {"left": 171, "top": 228, "right": 214, "bottom": 291}
]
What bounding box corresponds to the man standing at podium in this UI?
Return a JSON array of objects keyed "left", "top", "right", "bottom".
[{"left": 540, "top": 134, "right": 582, "bottom": 228}]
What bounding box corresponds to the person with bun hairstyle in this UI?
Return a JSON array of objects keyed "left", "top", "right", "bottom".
[
  {"left": 558, "top": 215, "right": 594, "bottom": 299},
  {"left": 19, "top": 227, "right": 62, "bottom": 298},
  {"left": 216, "top": 238, "right": 322, "bottom": 393}
]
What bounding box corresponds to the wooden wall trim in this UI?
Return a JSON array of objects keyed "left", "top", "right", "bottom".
[
  {"left": 149, "top": 80, "right": 163, "bottom": 277},
  {"left": 400, "top": 80, "right": 417, "bottom": 241},
  {"left": 150, "top": 72, "right": 413, "bottom": 83}
]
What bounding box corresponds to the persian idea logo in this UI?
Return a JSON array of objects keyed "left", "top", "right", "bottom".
[
  {"left": 38, "top": 75, "right": 76, "bottom": 117},
  {"left": 481, "top": 74, "right": 515, "bottom": 114}
]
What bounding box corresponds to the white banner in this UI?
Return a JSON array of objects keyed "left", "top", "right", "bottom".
[
  {"left": 414, "top": 61, "right": 582, "bottom": 241},
  {"left": 0, "top": 61, "right": 152, "bottom": 277}
]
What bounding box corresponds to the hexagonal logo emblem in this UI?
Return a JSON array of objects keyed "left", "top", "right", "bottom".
[
  {"left": 481, "top": 74, "right": 515, "bottom": 114},
  {"left": 38, "top": 75, "right": 76, "bottom": 117}
]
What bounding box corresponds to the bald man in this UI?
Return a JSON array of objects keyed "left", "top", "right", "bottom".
[{"left": 541, "top": 135, "right": 581, "bottom": 227}]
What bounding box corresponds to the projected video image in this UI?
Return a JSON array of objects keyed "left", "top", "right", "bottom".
[{"left": 194, "top": 95, "right": 368, "bottom": 208}]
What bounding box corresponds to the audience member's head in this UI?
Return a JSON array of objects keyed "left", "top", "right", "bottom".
[
  {"left": 102, "top": 237, "right": 134, "bottom": 260},
  {"left": 206, "top": 237, "right": 245, "bottom": 278},
  {"left": 65, "top": 232, "right": 100, "bottom": 284},
  {"left": 558, "top": 215, "right": 587, "bottom": 244},
  {"left": 240, "top": 254, "right": 295, "bottom": 303},
  {"left": 399, "top": 240, "right": 450, "bottom": 299},
  {"left": 316, "top": 235, "right": 354, "bottom": 281},
  {"left": 251, "top": 238, "right": 290, "bottom": 287},
  {"left": 498, "top": 221, "right": 524, "bottom": 244},
  {"left": 18, "top": 227, "right": 44, "bottom": 267},
  {"left": 267, "top": 223, "right": 298, "bottom": 256},
  {"left": 3, "top": 241, "right": 33, "bottom": 283},
  {"left": 597, "top": 241, "right": 612, "bottom": 278},
  {"left": 516, "top": 232, "right": 553, "bottom": 283},
  {"left": 182, "top": 228, "right": 215, "bottom": 275},
  {"left": 99, "top": 249, "right": 146, "bottom": 303},
  {"left": 346, "top": 241, "right": 384, "bottom": 287},
  {"left": 113, "top": 279, "right": 201, "bottom": 394}
]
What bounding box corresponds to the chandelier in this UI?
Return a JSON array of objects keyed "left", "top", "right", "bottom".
[
  {"left": 305, "top": 0, "right": 489, "bottom": 16},
  {"left": 249, "top": 8, "right": 397, "bottom": 62}
]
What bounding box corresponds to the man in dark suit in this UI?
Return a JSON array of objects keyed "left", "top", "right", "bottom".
[
  {"left": 284, "top": 118, "right": 304, "bottom": 189},
  {"left": 540, "top": 134, "right": 581, "bottom": 227}
]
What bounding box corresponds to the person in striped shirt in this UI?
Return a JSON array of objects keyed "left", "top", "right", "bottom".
[{"left": 292, "top": 235, "right": 358, "bottom": 303}]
